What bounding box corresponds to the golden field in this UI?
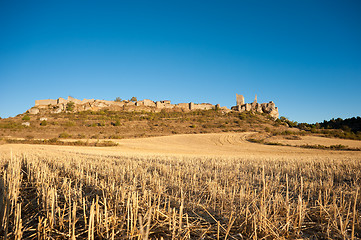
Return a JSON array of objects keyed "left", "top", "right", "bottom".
[{"left": 0, "top": 132, "right": 360, "bottom": 239}]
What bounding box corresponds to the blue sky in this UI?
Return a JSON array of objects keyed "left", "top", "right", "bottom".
[{"left": 0, "top": 0, "right": 360, "bottom": 123}]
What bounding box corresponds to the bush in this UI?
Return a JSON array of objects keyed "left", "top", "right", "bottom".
[
  {"left": 48, "top": 138, "right": 58, "bottom": 143},
  {"left": 77, "top": 134, "right": 86, "bottom": 139},
  {"left": 40, "top": 120, "right": 47, "bottom": 126},
  {"left": 59, "top": 132, "right": 71, "bottom": 138},
  {"left": 285, "top": 135, "right": 302, "bottom": 140},
  {"left": 111, "top": 120, "right": 121, "bottom": 126},
  {"left": 0, "top": 121, "right": 18, "bottom": 129},
  {"left": 22, "top": 115, "right": 30, "bottom": 121},
  {"left": 95, "top": 141, "right": 118, "bottom": 147},
  {"left": 109, "top": 135, "right": 123, "bottom": 139},
  {"left": 280, "top": 116, "right": 298, "bottom": 127},
  {"left": 65, "top": 121, "right": 75, "bottom": 127},
  {"left": 25, "top": 135, "right": 34, "bottom": 139},
  {"left": 330, "top": 144, "right": 347, "bottom": 150},
  {"left": 66, "top": 101, "right": 75, "bottom": 111},
  {"left": 247, "top": 138, "right": 263, "bottom": 144}
]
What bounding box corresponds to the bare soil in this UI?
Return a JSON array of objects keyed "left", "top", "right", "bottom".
[
  {"left": 265, "top": 135, "right": 361, "bottom": 149},
  {"left": 4, "top": 132, "right": 359, "bottom": 159}
]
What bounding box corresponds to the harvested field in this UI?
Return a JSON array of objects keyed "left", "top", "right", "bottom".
[
  {"left": 0, "top": 133, "right": 361, "bottom": 239},
  {"left": 265, "top": 135, "right": 361, "bottom": 149}
]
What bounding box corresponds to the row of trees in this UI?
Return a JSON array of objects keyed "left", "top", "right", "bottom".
[
  {"left": 114, "top": 97, "right": 137, "bottom": 102},
  {"left": 279, "top": 116, "right": 360, "bottom": 133},
  {"left": 278, "top": 116, "right": 361, "bottom": 140},
  {"left": 318, "top": 117, "right": 361, "bottom": 133}
]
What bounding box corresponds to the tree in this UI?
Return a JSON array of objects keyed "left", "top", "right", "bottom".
[
  {"left": 66, "top": 102, "right": 75, "bottom": 111},
  {"left": 22, "top": 115, "right": 30, "bottom": 121},
  {"left": 130, "top": 97, "right": 137, "bottom": 102},
  {"left": 114, "top": 97, "right": 122, "bottom": 102}
]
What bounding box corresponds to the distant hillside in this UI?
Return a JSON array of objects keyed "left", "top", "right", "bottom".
[
  {"left": 319, "top": 117, "right": 361, "bottom": 133},
  {"left": 0, "top": 109, "right": 287, "bottom": 141},
  {"left": 293, "top": 116, "right": 361, "bottom": 140}
]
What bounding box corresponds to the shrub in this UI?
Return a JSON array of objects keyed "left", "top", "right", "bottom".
[
  {"left": 40, "top": 120, "right": 47, "bottom": 126},
  {"left": 0, "top": 121, "right": 18, "bottom": 129},
  {"left": 285, "top": 135, "right": 302, "bottom": 140},
  {"left": 77, "top": 134, "right": 86, "bottom": 139},
  {"left": 48, "top": 138, "right": 58, "bottom": 143},
  {"left": 22, "top": 115, "right": 30, "bottom": 121},
  {"left": 95, "top": 141, "right": 118, "bottom": 147},
  {"left": 109, "top": 135, "right": 123, "bottom": 139},
  {"left": 247, "top": 138, "right": 264, "bottom": 144},
  {"left": 280, "top": 116, "right": 298, "bottom": 127},
  {"left": 114, "top": 97, "right": 122, "bottom": 102},
  {"left": 239, "top": 114, "right": 246, "bottom": 120},
  {"left": 59, "top": 132, "right": 71, "bottom": 138},
  {"left": 265, "top": 142, "right": 283, "bottom": 146},
  {"left": 66, "top": 101, "right": 75, "bottom": 111},
  {"left": 65, "top": 121, "right": 75, "bottom": 127},
  {"left": 330, "top": 144, "right": 347, "bottom": 150},
  {"left": 111, "top": 120, "right": 121, "bottom": 126},
  {"left": 25, "top": 135, "right": 34, "bottom": 139}
]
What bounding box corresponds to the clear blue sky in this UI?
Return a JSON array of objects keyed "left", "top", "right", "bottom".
[{"left": 0, "top": 0, "right": 360, "bottom": 123}]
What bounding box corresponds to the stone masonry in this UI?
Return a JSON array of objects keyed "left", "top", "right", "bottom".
[
  {"left": 29, "top": 94, "right": 279, "bottom": 119},
  {"left": 236, "top": 94, "right": 245, "bottom": 105},
  {"left": 231, "top": 94, "right": 279, "bottom": 119}
]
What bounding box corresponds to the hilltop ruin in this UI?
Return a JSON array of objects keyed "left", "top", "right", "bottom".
[
  {"left": 231, "top": 94, "right": 279, "bottom": 119},
  {"left": 28, "top": 94, "right": 279, "bottom": 119}
]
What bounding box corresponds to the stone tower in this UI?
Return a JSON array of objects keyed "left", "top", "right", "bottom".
[{"left": 236, "top": 94, "right": 245, "bottom": 106}]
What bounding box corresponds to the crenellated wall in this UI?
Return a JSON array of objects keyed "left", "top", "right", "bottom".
[
  {"left": 35, "top": 99, "right": 58, "bottom": 106},
  {"left": 31, "top": 94, "right": 278, "bottom": 119}
]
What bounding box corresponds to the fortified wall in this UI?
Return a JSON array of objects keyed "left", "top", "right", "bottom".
[
  {"left": 231, "top": 94, "right": 279, "bottom": 119},
  {"left": 28, "top": 94, "right": 279, "bottom": 119}
]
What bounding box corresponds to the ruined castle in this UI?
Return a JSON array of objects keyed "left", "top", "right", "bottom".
[
  {"left": 28, "top": 94, "right": 279, "bottom": 119},
  {"left": 231, "top": 94, "right": 279, "bottom": 119}
]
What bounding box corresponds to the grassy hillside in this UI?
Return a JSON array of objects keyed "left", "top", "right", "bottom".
[{"left": 0, "top": 109, "right": 287, "bottom": 140}]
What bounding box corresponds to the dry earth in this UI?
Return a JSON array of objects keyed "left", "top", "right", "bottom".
[
  {"left": 265, "top": 135, "right": 361, "bottom": 149},
  {"left": 3, "top": 132, "right": 360, "bottom": 159},
  {"left": 1, "top": 132, "right": 361, "bottom": 239}
]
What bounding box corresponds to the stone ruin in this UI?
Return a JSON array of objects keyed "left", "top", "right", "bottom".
[
  {"left": 28, "top": 94, "right": 279, "bottom": 119},
  {"left": 231, "top": 94, "right": 279, "bottom": 119}
]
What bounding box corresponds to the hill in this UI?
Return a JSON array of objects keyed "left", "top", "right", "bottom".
[
  {"left": 319, "top": 117, "right": 361, "bottom": 133},
  {"left": 0, "top": 109, "right": 286, "bottom": 141},
  {"left": 1, "top": 95, "right": 359, "bottom": 147}
]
